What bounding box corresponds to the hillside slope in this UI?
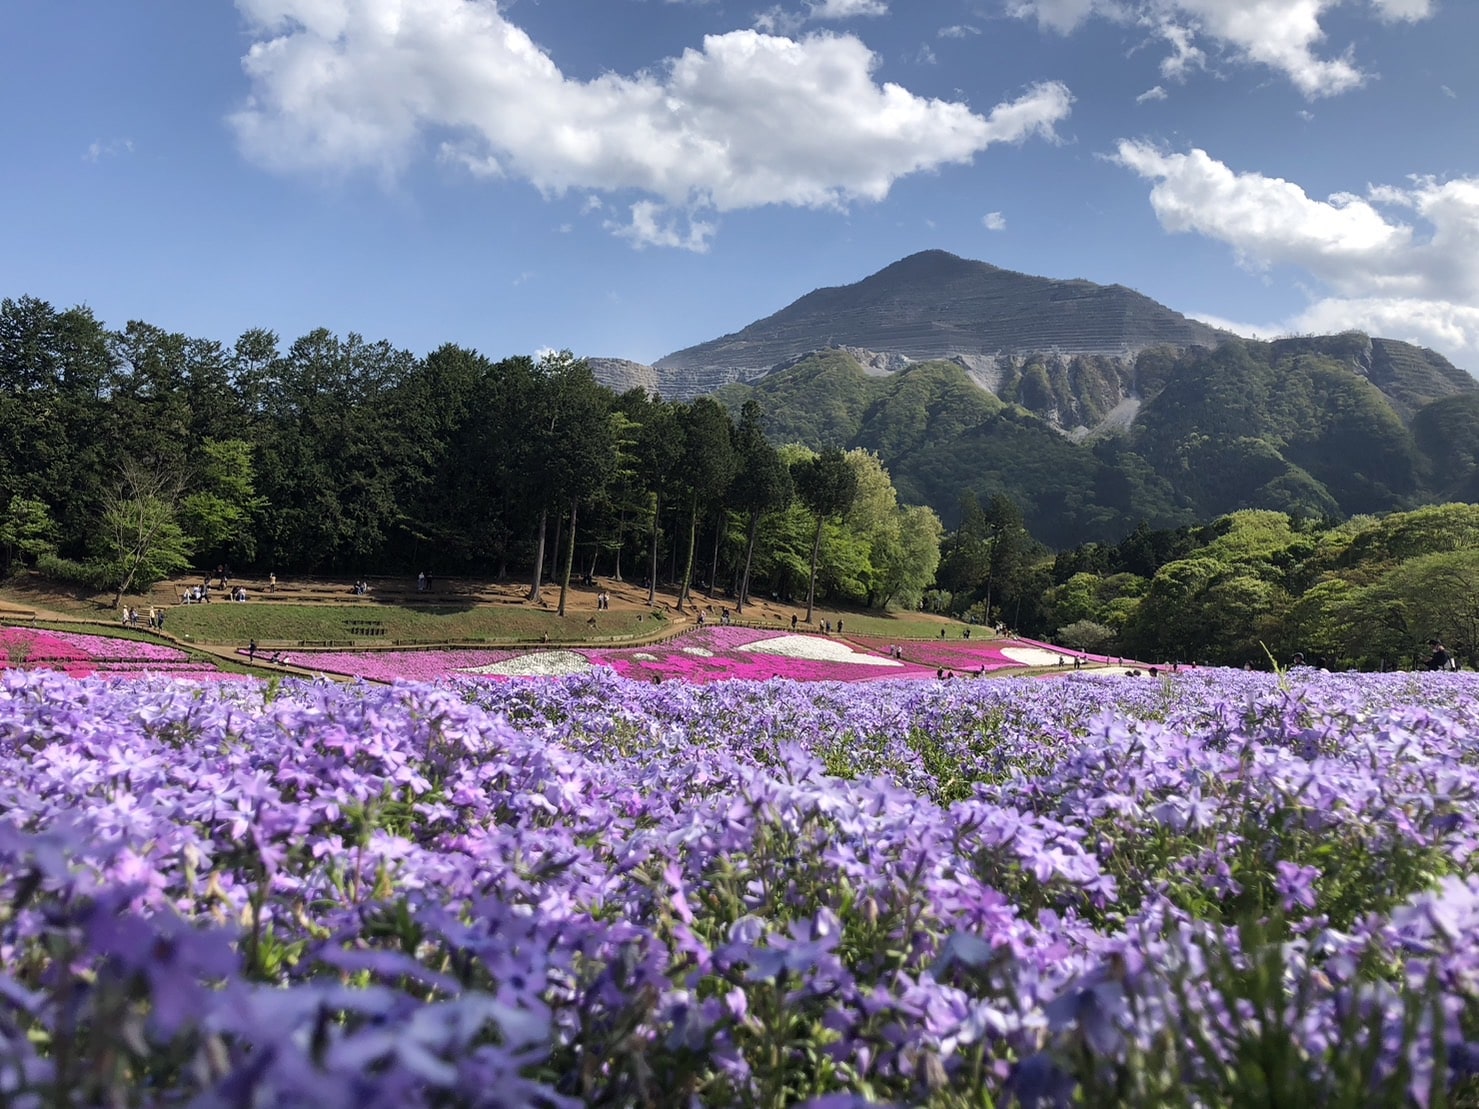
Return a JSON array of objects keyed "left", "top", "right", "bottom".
[{"left": 723, "top": 336, "right": 1477, "bottom": 546}]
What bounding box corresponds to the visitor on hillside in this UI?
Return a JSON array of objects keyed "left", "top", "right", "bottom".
[
  {"left": 147, "top": 605, "right": 156, "bottom": 628},
  {"left": 791, "top": 614, "right": 798, "bottom": 631},
  {"left": 247, "top": 640, "right": 257, "bottom": 662},
  {"left": 836, "top": 619, "right": 843, "bottom": 634},
  {"left": 156, "top": 609, "right": 166, "bottom": 630},
  {"left": 268, "top": 572, "right": 277, "bottom": 593},
  {"left": 417, "top": 571, "right": 426, "bottom": 593},
  {"left": 1428, "top": 638, "right": 1453, "bottom": 671}
]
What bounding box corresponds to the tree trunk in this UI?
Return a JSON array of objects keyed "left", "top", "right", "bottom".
[
  {"left": 527, "top": 507, "right": 548, "bottom": 600},
  {"left": 613, "top": 508, "right": 625, "bottom": 581},
  {"left": 646, "top": 491, "right": 661, "bottom": 607},
  {"left": 706, "top": 514, "right": 725, "bottom": 600},
  {"left": 550, "top": 509, "right": 564, "bottom": 598},
  {"left": 738, "top": 509, "right": 760, "bottom": 613},
  {"left": 677, "top": 495, "right": 699, "bottom": 614},
  {"left": 557, "top": 497, "right": 578, "bottom": 617},
  {"left": 805, "top": 512, "right": 824, "bottom": 625}
]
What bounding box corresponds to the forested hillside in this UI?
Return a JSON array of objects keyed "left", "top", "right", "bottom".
[
  {"left": 1025, "top": 504, "right": 1479, "bottom": 671},
  {"left": 0, "top": 297, "right": 939, "bottom": 616},
  {"left": 721, "top": 334, "right": 1476, "bottom": 545}
]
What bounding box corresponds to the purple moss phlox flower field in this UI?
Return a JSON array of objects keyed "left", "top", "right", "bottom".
[{"left": 1, "top": 665, "right": 1479, "bottom": 1105}]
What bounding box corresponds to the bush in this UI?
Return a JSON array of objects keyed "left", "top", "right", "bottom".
[
  {"left": 1057, "top": 618, "right": 1116, "bottom": 652},
  {"left": 35, "top": 554, "right": 116, "bottom": 592}
]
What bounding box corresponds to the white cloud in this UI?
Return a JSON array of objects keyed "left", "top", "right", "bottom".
[
  {"left": 231, "top": 1, "right": 1072, "bottom": 247},
  {"left": 1370, "top": 0, "right": 1431, "bottom": 19},
  {"left": 1008, "top": 0, "right": 1109, "bottom": 34},
  {"left": 84, "top": 138, "right": 134, "bottom": 162},
  {"left": 1010, "top": 0, "right": 1436, "bottom": 98},
  {"left": 982, "top": 211, "right": 1007, "bottom": 230},
  {"left": 1136, "top": 84, "right": 1168, "bottom": 102},
  {"left": 938, "top": 23, "right": 981, "bottom": 38},
  {"left": 1115, "top": 141, "right": 1479, "bottom": 368},
  {"left": 608, "top": 201, "right": 717, "bottom": 252},
  {"left": 1154, "top": 18, "right": 1204, "bottom": 80},
  {"left": 807, "top": 0, "right": 887, "bottom": 18}
]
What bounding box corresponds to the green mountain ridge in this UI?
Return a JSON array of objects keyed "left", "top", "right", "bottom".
[{"left": 719, "top": 335, "right": 1478, "bottom": 548}]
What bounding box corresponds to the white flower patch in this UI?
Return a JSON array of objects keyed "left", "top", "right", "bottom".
[
  {"left": 459, "top": 651, "right": 593, "bottom": 677},
  {"left": 1001, "top": 647, "right": 1068, "bottom": 667},
  {"left": 681, "top": 647, "right": 714, "bottom": 657},
  {"left": 632, "top": 652, "right": 656, "bottom": 661},
  {"left": 737, "top": 635, "right": 902, "bottom": 667}
]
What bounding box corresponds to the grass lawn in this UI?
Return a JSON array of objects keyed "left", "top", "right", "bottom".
[
  {"left": 162, "top": 603, "right": 680, "bottom": 647},
  {"left": 1, "top": 570, "right": 973, "bottom": 649}
]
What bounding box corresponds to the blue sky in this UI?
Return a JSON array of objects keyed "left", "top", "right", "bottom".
[{"left": 3, "top": 0, "right": 1477, "bottom": 372}]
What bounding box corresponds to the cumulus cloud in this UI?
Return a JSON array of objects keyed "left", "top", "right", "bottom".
[
  {"left": 1115, "top": 140, "right": 1479, "bottom": 368},
  {"left": 982, "top": 211, "right": 1007, "bottom": 230},
  {"left": 231, "top": 0, "right": 1072, "bottom": 249},
  {"left": 1136, "top": 84, "right": 1168, "bottom": 102},
  {"left": 1010, "top": 0, "right": 1435, "bottom": 98}
]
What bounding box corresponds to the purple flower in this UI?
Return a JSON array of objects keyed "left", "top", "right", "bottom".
[{"left": 1274, "top": 860, "right": 1320, "bottom": 912}]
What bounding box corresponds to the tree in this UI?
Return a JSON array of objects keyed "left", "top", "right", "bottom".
[
  {"left": 553, "top": 381, "right": 618, "bottom": 618},
  {"left": 506, "top": 351, "right": 616, "bottom": 611},
  {"left": 729, "top": 400, "right": 791, "bottom": 612},
  {"left": 0, "top": 297, "right": 113, "bottom": 556},
  {"left": 0, "top": 496, "right": 58, "bottom": 574},
  {"left": 673, "top": 399, "right": 736, "bottom": 614},
  {"left": 792, "top": 448, "right": 858, "bottom": 623},
  {"left": 250, "top": 329, "right": 422, "bottom": 572},
  {"left": 1057, "top": 619, "right": 1115, "bottom": 653},
  {"left": 874, "top": 503, "right": 943, "bottom": 609},
  {"left": 179, "top": 439, "right": 265, "bottom": 566},
  {"left": 99, "top": 461, "right": 194, "bottom": 607},
  {"left": 633, "top": 398, "right": 684, "bottom": 607}
]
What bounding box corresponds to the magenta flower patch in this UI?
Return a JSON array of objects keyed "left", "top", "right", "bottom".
[{"left": 0, "top": 625, "right": 243, "bottom": 680}]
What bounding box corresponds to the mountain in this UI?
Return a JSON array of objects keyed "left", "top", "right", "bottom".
[
  {"left": 717, "top": 334, "right": 1477, "bottom": 546},
  {"left": 585, "top": 357, "right": 659, "bottom": 396},
  {"left": 630, "top": 249, "right": 1230, "bottom": 401}
]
